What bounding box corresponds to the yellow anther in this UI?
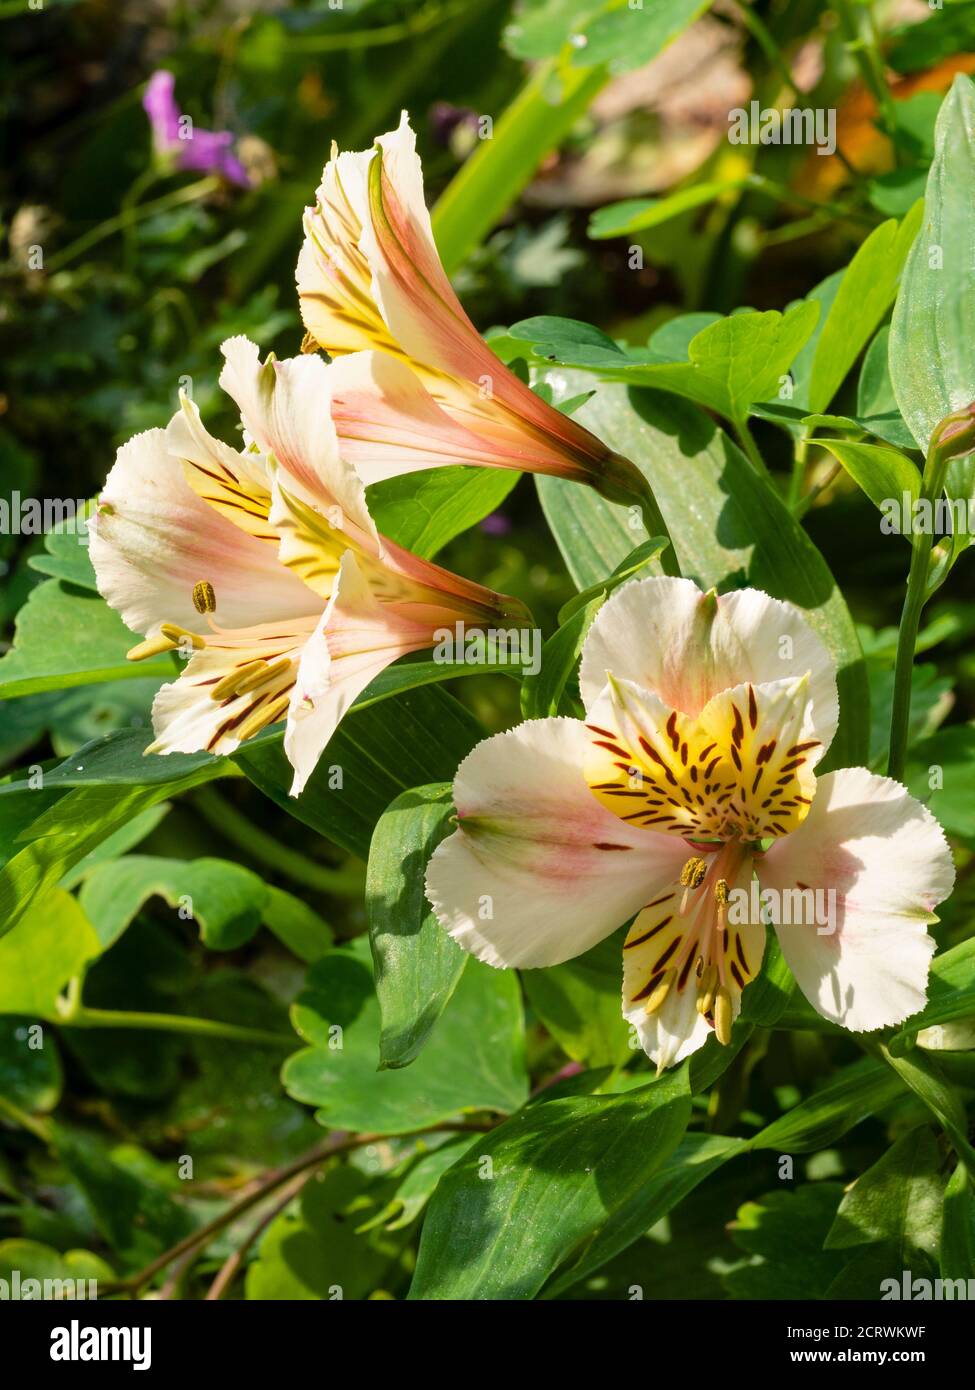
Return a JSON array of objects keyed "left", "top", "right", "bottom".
[
  {"left": 126, "top": 634, "right": 176, "bottom": 662},
  {"left": 643, "top": 968, "right": 676, "bottom": 1016},
  {"left": 696, "top": 964, "right": 718, "bottom": 1016},
  {"left": 235, "top": 693, "right": 291, "bottom": 742},
  {"left": 192, "top": 580, "right": 217, "bottom": 615},
  {"left": 680, "top": 856, "right": 707, "bottom": 889},
  {"left": 714, "top": 985, "right": 733, "bottom": 1045},
  {"left": 160, "top": 623, "right": 206, "bottom": 650},
  {"left": 210, "top": 661, "right": 266, "bottom": 702},
  {"left": 234, "top": 656, "right": 292, "bottom": 694},
  {"left": 714, "top": 878, "right": 729, "bottom": 905}
]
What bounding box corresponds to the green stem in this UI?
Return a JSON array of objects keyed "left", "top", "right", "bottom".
[
  {"left": 887, "top": 445, "right": 952, "bottom": 781},
  {"left": 46, "top": 177, "right": 220, "bottom": 273},
  {"left": 60, "top": 1004, "right": 294, "bottom": 1049},
  {"left": 835, "top": 0, "right": 898, "bottom": 147},
  {"left": 736, "top": 417, "right": 770, "bottom": 476},
  {"left": 192, "top": 785, "right": 365, "bottom": 897},
  {"left": 735, "top": 0, "right": 798, "bottom": 99}
]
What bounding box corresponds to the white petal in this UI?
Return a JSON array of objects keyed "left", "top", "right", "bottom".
[
  {"left": 425, "top": 717, "right": 690, "bottom": 969},
  {"left": 89, "top": 428, "right": 319, "bottom": 637},
  {"left": 219, "top": 336, "right": 379, "bottom": 545},
  {"left": 759, "top": 767, "right": 954, "bottom": 1031},
  {"left": 579, "top": 577, "right": 839, "bottom": 754}
]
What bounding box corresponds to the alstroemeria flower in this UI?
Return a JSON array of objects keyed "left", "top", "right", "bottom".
[
  {"left": 426, "top": 577, "right": 955, "bottom": 1071},
  {"left": 89, "top": 335, "right": 530, "bottom": 796},
  {"left": 295, "top": 113, "right": 646, "bottom": 507},
  {"left": 143, "top": 71, "right": 250, "bottom": 188}
]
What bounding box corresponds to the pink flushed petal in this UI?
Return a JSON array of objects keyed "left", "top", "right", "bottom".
[
  {"left": 285, "top": 551, "right": 436, "bottom": 795},
  {"left": 366, "top": 140, "right": 644, "bottom": 502}
]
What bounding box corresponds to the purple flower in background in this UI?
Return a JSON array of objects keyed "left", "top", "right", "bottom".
[
  {"left": 480, "top": 510, "right": 512, "bottom": 537},
  {"left": 143, "top": 71, "right": 250, "bottom": 188}
]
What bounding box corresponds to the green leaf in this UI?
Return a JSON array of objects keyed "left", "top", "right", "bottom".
[
  {"left": 358, "top": 1135, "right": 472, "bottom": 1233},
  {"left": 501, "top": 0, "right": 605, "bottom": 62},
  {"left": 751, "top": 1057, "right": 904, "bottom": 1152},
  {"left": 724, "top": 1184, "right": 847, "bottom": 1300},
  {"left": 283, "top": 937, "right": 527, "bottom": 1134},
  {"left": 588, "top": 180, "right": 748, "bottom": 239},
  {"left": 574, "top": 0, "right": 713, "bottom": 74},
  {"left": 26, "top": 503, "right": 98, "bottom": 590},
  {"left": 546, "top": 1131, "right": 745, "bottom": 1296},
  {"left": 814, "top": 438, "right": 921, "bottom": 521},
  {"left": 0, "top": 1016, "right": 63, "bottom": 1111},
  {"left": 537, "top": 381, "right": 869, "bottom": 768},
  {"left": 0, "top": 889, "right": 101, "bottom": 1018},
  {"left": 366, "top": 784, "right": 468, "bottom": 1069},
  {"left": 0, "top": 761, "right": 224, "bottom": 940},
  {"left": 520, "top": 595, "right": 602, "bottom": 719},
  {"left": 0, "top": 1239, "right": 113, "bottom": 1290},
  {"left": 890, "top": 937, "right": 975, "bottom": 1043},
  {"left": 236, "top": 685, "right": 484, "bottom": 860},
  {"left": 0, "top": 580, "right": 173, "bottom": 698},
  {"left": 523, "top": 931, "right": 633, "bottom": 1069},
  {"left": 245, "top": 1165, "right": 395, "bottom": 1300},
  {"left": 262, "top": 886, "right": 333, "bottom": 963},
  {"left": 941, "top": 1162, "right": 975, "bottom": 1283},
  {"left": 890, "top": 75, "right": 975, "bottom": 451},
  {"left": 366, "top": 466, "right": 519, "bottom": 559},
  {"left": 905, "top": 725, "right": 975, "bottom": 841},
  {"left": 825, "top": 1126, "right": 944, "bottom": 1261},
  {"left": 78, "top": 856, "right": 268, "bottom": 951},
  {"left": 807, "top": 203, "right": 923, "bottom": 414},
  {"left": 517, "top": 305, "right": 821, "bottom": 430},
  {"left": 876, "top": 1043, "right": 975, "bottom": 1181},
  {"left": 409, "top": 1068, "right": 691, "bottom": 1299}
]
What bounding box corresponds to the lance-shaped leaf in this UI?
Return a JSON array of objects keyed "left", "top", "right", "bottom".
[
  {"left": 825, "top": 1125, "right": 945, "bottom": 1263},
  {"left": 409, "top": 1068, "right": 691, "bottom": 1300},
  {"left": 366, "top": 784, "right": 468, "bottom": 1069},
  {"left": 890, "top": 75, "right": 975, "bottom": 451}
]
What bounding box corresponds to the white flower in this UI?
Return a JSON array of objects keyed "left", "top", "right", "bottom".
[{"left": 426, "top": 577, "right": 955, "bottom": 1070}]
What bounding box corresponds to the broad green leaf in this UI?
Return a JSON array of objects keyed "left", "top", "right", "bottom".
[
  {"left": 409, "top": 1068, "right": 691, "bottom": 1299},
  {"left": 808, "top": 203, "right": 923, "bottom": 414},
  {"left": 890, "top": 937, "right": 975, "bottom": 1043},
  {"left": 0, "top": 889, "right": 101, "bottom": 1017},
  {"left": 246, "top": 1166, "right": 397, "bottom": 1300},
  {"left": 877, "top": 1043, "right": 975, "bottom": 1180},
  {"left": 366, "top": 784, "right": 468, "bottom": 1069},
  {"left": 724, "top": 1184, "right": 847, "bottom": 1300},
  {"left": 502, "top": 0, "right": 605, "bottom": 62},
  {"left": 537, "top": 380, "right": 869, "bottom": 768},
  {"left": 751, "top": 1057, "right": 904, "bottom": 1152},
  {"left": 358, "top": 1135, "right": 472, "bottom": 1233},
  {"left": 516, "top": 305, "right": 821, "bottom": 429},
  {"left": 588, "top": 180, "right": 748, "bottom": 239},
  {"left": 890, "top": 75, "right": 975, "bottom": 451},
  {"left": 262, "top": 886, "right": 333, "bottom": 963},
  {"left": 941, "top": 1162, "right": 975, "bottom": 1283},
  {"left": 905, "top": 725, "right": 975, "bottom": 842},
  {"left": 366, "top": 466, "right": 519, "bottom": 559},
  {"left": 0, "top": 1239, "right": 113, "bottom": 1290},
  {"left": 54, "top": 1126, "right": 194, "bottom": 1264},
  {"left": 237, "top": 685, "right": 483, "bottom": 860},
  {"left": 26, "top": 503, "right": 98, "bottom": 590},
  {"left": 814, "top": 438, "right": 921, "bottom": 522},
  {"left": 522, "top": 931, "right": 632, "bottom": 1069},
  {"left": 546, "top": 1131, "right": 745, "bottom": 1296},
  {"left": 0, "top": 762, "right": 224, "bottom": 940},
  {"left": 575, "top": 0, "right": 713, "bottom": 73},
  {"left": 0, "top": 1016, "right": 63, "bottom": 1111},
  {"left": 283, "top": 937, "right": 527, "bottom": 1133},
  {"left": 78, "top": 855, "right": 269, "bottom": 951},
  {"left": 557, "top": 535, "right": 669, "bottom": 622},
  {"left": 825, "top": 1126, "right": 944, "bottom": 1261},
  {"left": 0, "top": 580, "right": 174, "bottom": 698}
]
